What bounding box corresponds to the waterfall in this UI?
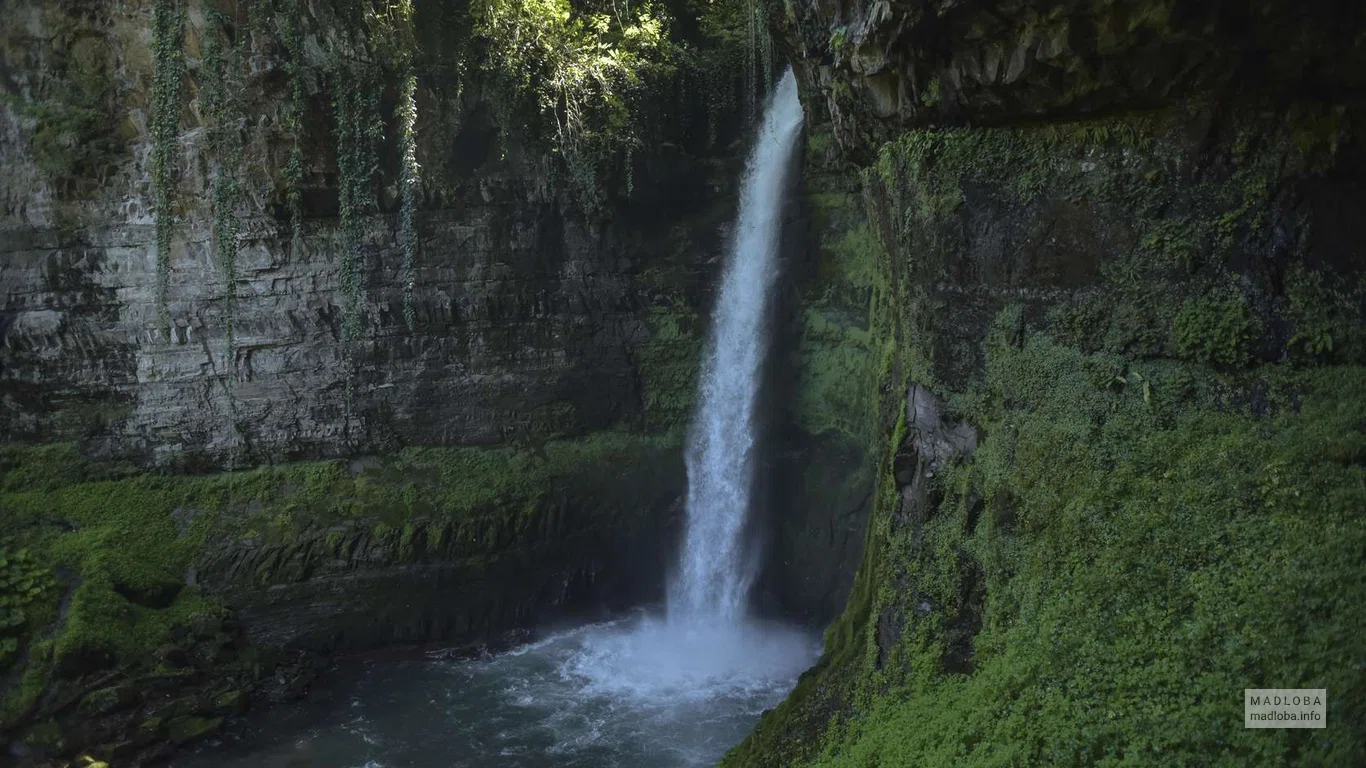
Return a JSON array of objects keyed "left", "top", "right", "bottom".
[{"left": 669, "top": 69, "right": 804, "bottom": 622}]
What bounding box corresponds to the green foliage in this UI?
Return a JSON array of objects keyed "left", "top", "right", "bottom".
[
  {"left": 920, "top": 76, "right": 941, "bottom": 107},
  {"left": 796, "top": 309, "right": 875, "bottom": 440},
  {"left": 689, "top": 0, "right": 767, "bottom": 136},
  {"left": 795, "top": 184, "right": 883, "bottom": 442},
  {"left": 1171, "top": 288, "right": 1256, "bottom": 366},
  {"left": 1283, "top": 264, "right": 1365, "bottom": 363},
  {"left": 734, "top": 102, "right": 1366, "bottom": 768},
  {"left": 828, "top": 26, "right": 849, "bottom": 62},
  {"left": 9, "top": 88, "right": 111, "bottom": 186},
  {"left": 151, "top": 0, "right": 186, "bottom": 341},
  {"left": 4, "top": 10, "right": 119, "bottom": 191},
  {"left": 472, "top": 0, "right": 674, "bottom": 210},
  {"left": 805, "top": 346, "right": 1366, "bottom": 766}
]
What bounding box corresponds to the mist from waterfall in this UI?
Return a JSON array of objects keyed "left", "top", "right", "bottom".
[{"left": 669, "top": 68, "right": 805, "bottom": 622}]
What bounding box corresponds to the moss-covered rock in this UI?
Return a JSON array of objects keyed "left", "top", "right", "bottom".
[{"left": 732, "top": 27, "right": 1366, "bottom": 763}]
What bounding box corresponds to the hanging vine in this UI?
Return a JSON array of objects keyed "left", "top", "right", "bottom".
[
  {"left": 281, "top": 0, "right": 307, "bottom": 258},
  {"left": 150, "top": 0, "right": 185, "bottom": 341},
  {"left": 745, "top": 0, "right": 757, "bottom": 123},
  {"left": 203, "top": 5, "right": 245, "bottom": 462},
  {"left": 759, "top": 1, "right": 773, "bottom": 90},
  {"left": 394, "top": 0, "right": 421, "bottom": 331},
  {"left": 328, "top": 57, "right": 382, "bottom": 346}
]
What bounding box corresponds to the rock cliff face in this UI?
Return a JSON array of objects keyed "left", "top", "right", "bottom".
[
  {"left": 0, "top": 0, "right": 733, "bottom": 467},
  {"left": 727, "top": 1, "right": 1366, "bottom": 765}
]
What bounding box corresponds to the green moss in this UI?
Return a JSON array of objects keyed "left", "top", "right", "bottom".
[
  {"left": 794, "top": 179, "right": 886, "bottom": 443},
  {"left": 733, "top": 289, "right": 1366, "bottom": 766},
  {"left": 24, "top": 718, "right": 63, "bottom": 750},
  {"left": 213, "top": 689, "right": 246, "bottom": 713},
  {"left": 0, "top": 548, "right": 60, "bottom": 669},
  {"left": 77, "top": 685, "right": 130, "bottom": 717},
  {"left": 636, "top": 305, "right": 702, "bottom": 430}
]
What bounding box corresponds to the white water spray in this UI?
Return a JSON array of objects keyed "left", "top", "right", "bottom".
[{"left": 670, "top": 69, "right": 805, "bottom": 621}]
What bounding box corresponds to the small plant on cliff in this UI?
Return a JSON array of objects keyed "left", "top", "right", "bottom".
[
  {"left": 1283, "top": 264, "right": 1359, "bottom": 362},
  {"left": 8, "top": 71, "right": 116, "bottom": 193}
]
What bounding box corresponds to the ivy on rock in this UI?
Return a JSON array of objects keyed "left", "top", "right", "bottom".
[
  {"left": 328, "top": 58, "right": 382, "bottom": 347},
  {"left": 202, "top": 3, "right": 248, "bottom": 470},
  {"left": 150, "top": 0, "right": 185, "bottom": 342}
]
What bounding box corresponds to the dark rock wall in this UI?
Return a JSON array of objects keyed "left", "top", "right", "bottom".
[{"left": 774, "top": 0, "right": 1366, "bottom": 151}]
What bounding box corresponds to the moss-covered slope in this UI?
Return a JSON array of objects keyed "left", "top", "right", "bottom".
[{"left": 1, "top": 430, "right": 685, "bottom": 763}]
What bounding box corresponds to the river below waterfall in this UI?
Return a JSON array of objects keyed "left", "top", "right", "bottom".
[{"left": 178, "top": 612, "right": 818, "bottom": 768}]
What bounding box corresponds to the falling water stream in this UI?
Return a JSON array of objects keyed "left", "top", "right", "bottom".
[
  {"left": 183, "top": 71, "right": 814, "bottom": 768},
  {"left": 671, "top": 68, "right": 805, "bottom": 622}
]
